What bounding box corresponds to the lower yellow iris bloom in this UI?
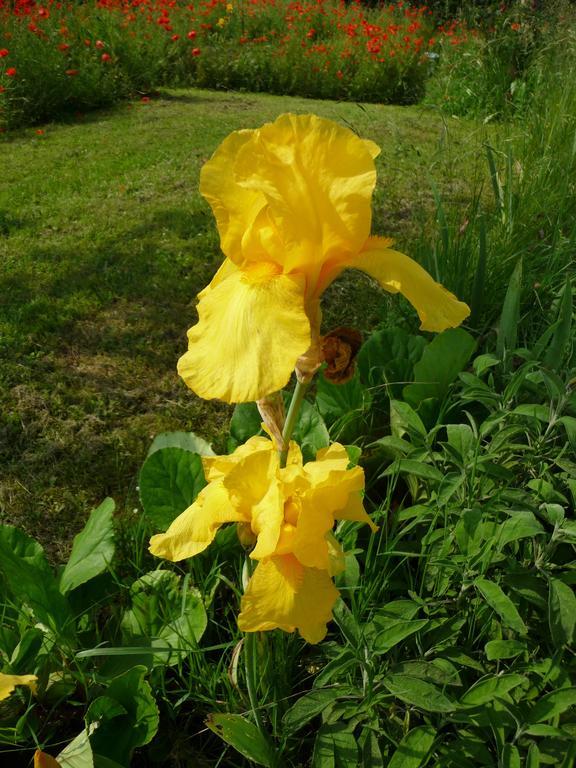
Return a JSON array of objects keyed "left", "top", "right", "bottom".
[
  {"left": 0, "top": 672, "right": 37, "bottom": 701},
  {"left": 179, "top": 113, "right": 470, "bottom": 403},
  {"left": 149, "top": 437, "right": 376, "bottom": 643}
]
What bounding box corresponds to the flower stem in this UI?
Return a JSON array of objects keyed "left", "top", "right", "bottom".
[
  {"left": 244, "top": 628, "right": 266, "bottom": 734},
  {"left": 279, "top": 378, "right": 309, "bottom": 468}
]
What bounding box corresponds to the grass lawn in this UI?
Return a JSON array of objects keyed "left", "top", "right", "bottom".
[{"left": 0, "top": 87, "right": 489, "bottom": 559}]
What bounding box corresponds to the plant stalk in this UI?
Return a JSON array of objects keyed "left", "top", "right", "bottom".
[{"left": 279, "top": 378, "right": 309, "bottom": 468}]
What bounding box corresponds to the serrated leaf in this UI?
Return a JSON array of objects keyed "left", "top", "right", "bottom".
[
  {"left": 548, "top": 577, "right": 576, "bottom": 648},
  {"left": 382, "top": 675, "right": 456, "bottom": 712},
  {"left": 59, "top": 499, "right": 115, "bottom": 595},
  {"left": 139, "top": 447, "right": 206, "bottom": 531},
  {"left": 147, "top": 431, "right": 215, "bottom": 457},
  {"left": 388, "top": 726, "right": 436, "bottom": 768},
  {"left": 475, "top": 578, "right": 527, "bottom": 635},
  {"left": 206, "top": 714, "right": 274, "bottom": 767}
]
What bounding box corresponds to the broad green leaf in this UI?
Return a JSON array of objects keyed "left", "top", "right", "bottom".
[
  {"left": 485, "top": 640, "right": 526, "bottom": 660},
  {"left": 316, "top": 370, "right": 365, "bottom": 422},
  {"left": 291, "top": 399, "right": 330, "bottom": 461},
  {"left": 206, "top": 714, "right": 275, "bottom": 767},
  {"left": 228, "top": 402, "right": 263, "bottom": 449},
  {"left": 548, "top": 577, "right": 576, "bottom": 648},
  {"left": 147, "top": 431, "right": 215, "bottom": 457},
  {"left": 557, "top": 416, "right": 576, "bottom": 452},
  {"left": 403, "top": 328, "right": 476, "bottom": 408},
  {"left": 139, "top": 447, "right": 206, "bottom": 531},
  {"left": 371, "top": 619, "right": 429, "bottom": 654},
  {"left": 528, "top": 687, "right": 576, "bottom": 724},
  {"left": 312, "top": 723, "right": 358, "bottom": 768},
  {"left": 475, "top": 578, "right": 527, "bottom": 635},
  {"left": 357, "top": 327, "right": 427, "bottom": 391},
  {"left": 59, "top": 499, "right": 116, "bottom": 595},
  {"left": 57, "top": 729, "right": 94, "bottom": 768},
  {"left": 460, "top": 674, "right": 526, "bottom": 706},
  {"left": 88, "top": 666, "right": 159, "bottom": 766},
  {"left": 388, "top": 726, "right": 436, "bottom": 768},
  {"left": 501, "top": 744, "right": 521, "bottom": 768},
  {"left": 496, "top": 511, "right": 545, "bottom": 549},
  {"left": 382, "top": 675, "right": 456, "bottom": 712},
  {"left": 121, "top": 570, "right": 206, "bottom": 665},
  {"left": 283, "top": 687, "right": 355, "bottom": 735},
  {"left": 0, "top": 526, "right": 73, "bottom": 635}
]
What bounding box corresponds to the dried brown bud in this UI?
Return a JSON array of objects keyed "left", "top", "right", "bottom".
[
  {"left": 321, "top": 327, "right": 363, "bottom": 384},
  {"left": 295, "top": 338, "right": 323, "bottom": 384},
  {"left": 256, "top": 391, "right": 285, "bottom": 449}
]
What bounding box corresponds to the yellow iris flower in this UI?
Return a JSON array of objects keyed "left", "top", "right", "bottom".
[
  {"left": 149, "top": 437, "right": 375, "bottom": 643},
  {"left": 178, "top": 113, "right": 470, "bottom": 403},
  {"left": 0, "top": 672, "right": 37, "bottom": 700}
]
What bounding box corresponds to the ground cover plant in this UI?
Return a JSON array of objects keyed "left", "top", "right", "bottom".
[
  {"left": 1, "top": 2, "right": 576, "bottom": 766},
  {"left": 0, "top": 0, "right": 478, "bottom": 128}
]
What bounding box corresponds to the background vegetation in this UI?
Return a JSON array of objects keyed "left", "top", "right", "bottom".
[{"left": 1, "top": 0, "right": 575, "bottom": 766}]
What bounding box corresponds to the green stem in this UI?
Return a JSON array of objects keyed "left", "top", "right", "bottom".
[
  {"left": 244, "top": 627, "right": 266, "bottom": 734},
  {"left": 279, "top": 378, "right": 309, "bottom": 468}
]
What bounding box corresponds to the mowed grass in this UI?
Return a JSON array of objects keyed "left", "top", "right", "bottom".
[{"left": 0, "top": 88, "right": 488, "bottom": 559}]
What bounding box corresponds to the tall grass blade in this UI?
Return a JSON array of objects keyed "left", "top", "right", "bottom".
[
  {"left": 470, "top": 214, "right": 487, "bottom": 327},
  {"left": 497, "top": 258, "right": 523, "bottom": 370},
  {"left": 544, "top": 279, "right": 573, "bottom": 369},
  {"left": 485, "top": 144, "right": 504, "bottom": 220}
]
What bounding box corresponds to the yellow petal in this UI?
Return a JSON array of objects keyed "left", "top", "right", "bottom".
[
  {"left": 234, "top": 114, "right": 378, "bottom": 293},
  {"left": 356, "top": 237, "right": 471, "bottom": 332},
  {"left": 337, "top": 491, "right": 378, "bottom": 533},
  {"left": 250, "top": 479, "right": 284, "bottom": 559},
  {"left": 203, "top": 436, "right": 274, "bottom": 482},
  {"left": 34, "top": 751, "right": 60, "bottom": 768},
  {"left": 149, "top": 482, "right": 247, "bottom": 561},
  {"left": 178, "top": 267, "right": 311, "bottom": 403},
  {"left": 238, "top": 555, "right": 339, "bottom": 644},
  {"left": 0, "top": 672, "right": 37, "bottom": 701},
  {"left": 199, "top": 128, "right": 266, "bottom": 265}
]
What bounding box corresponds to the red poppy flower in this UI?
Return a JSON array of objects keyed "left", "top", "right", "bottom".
[
  {"left": 65, "top": 69, "right": 79, "bottom": 76},
  {"left": 101, "top": 53, "right": 111, "bottom": 62},
  {"left": 58, "top": 43, "right": 70, "bottom": 51},
  {"left": 191, "top": 47, "right": 201, "bottom": 56},
  {"left": 5, "top": 67, "right": 17, "bottom": 77},
  {"left": 35, "top": 129, "right": 44, "bottom": 134},
  {"left": 187, "top": 30, "right": 197, "bottom": 39},
  {"left": 95, "top": 39, "right": 105, "bottom": 49},
  {"left": 0, "top": 49, "right": 8, "bottom": 58},
  {"left": 171, "top": 34, "right": 180, "bottom": 41}
]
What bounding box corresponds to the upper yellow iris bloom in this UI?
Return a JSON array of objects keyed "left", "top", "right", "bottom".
[
  {"left": 178, "top": 113, "right": 470, "bottom": 403},
  {"left": 149, "top": 436, "right": 375, "bottom": 643}
]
